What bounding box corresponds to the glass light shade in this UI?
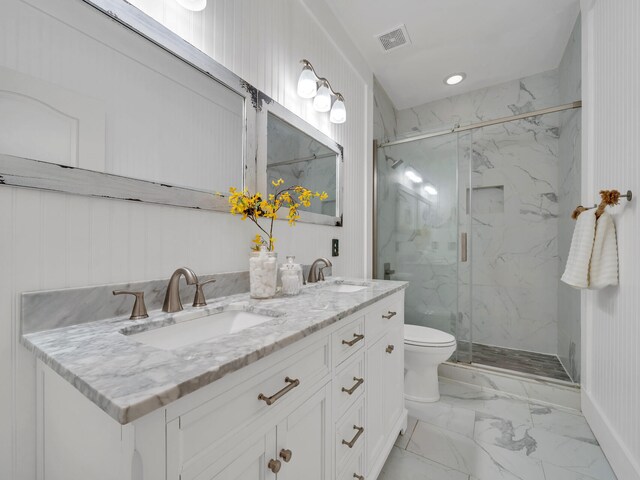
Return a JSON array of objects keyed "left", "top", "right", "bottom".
[
  {"left": 424, "top": 184, "right": 438, "bottom": 195},
  {"left": 404, "top": 169, "right": 423, "bottom": 184},
  {"left": 297, "top": 68, "right": 318, "bottom": 98},
  {"left": 329, "top": 98, "right": 346, "bottom": 124},
  {"left": 313, "top": 84, "right": 332, "bottom": 112},
  {"left": 176, "top": 0, "right": 207, "bottom": 11}
]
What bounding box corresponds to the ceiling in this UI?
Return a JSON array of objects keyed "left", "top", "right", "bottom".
[{"left": 325, "top": 0, "right": 580, "bottom": 110}]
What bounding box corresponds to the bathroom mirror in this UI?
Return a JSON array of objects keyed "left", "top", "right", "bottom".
[
  {"left": 0, "top": 0, "right": 258, "bottom": 213},
  {"left": 258, "top": 96, "right": 343, "bottom": 226}
]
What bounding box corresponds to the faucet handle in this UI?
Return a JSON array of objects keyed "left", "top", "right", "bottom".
[
  {"left": 193, "top": 279, "right": 217, "bottom": 307},
  {"left": 113, "top": 290, "right": 149, "bottom": 320}
]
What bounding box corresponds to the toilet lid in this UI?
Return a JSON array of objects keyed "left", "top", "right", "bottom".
[{"left": 404, "top": 324, "right": 456, "bottom": 347}]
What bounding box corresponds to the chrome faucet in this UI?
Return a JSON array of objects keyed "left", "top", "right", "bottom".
[
  {"left": 163, "top": 267, "right": 198, "bottom": 313},
  {"left": 308, "top": 258, "right": 333, "bottom": 283}
]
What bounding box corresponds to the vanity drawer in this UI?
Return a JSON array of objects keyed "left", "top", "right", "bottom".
[
  {"left": 365, "top": 294, "right": 403, "bottom": 342},
  {"left": 167, "top": 338, "right": 330, "bottom": 479},
  {"left": 338, "top": 447, "right": 365, "bottom": 480},
  {"left": 335, "top": 398, "right": 365, "bottom": 472},
  {"left": 333, "top": 316, "right": 365, "bottom": 366},
  {"left": 334, "top": 352, "right": 365, "bottom": 420}
]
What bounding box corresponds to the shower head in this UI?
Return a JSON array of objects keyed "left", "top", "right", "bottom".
[{"left": 387, "top": 157, "right": 404, "bottom": 169}]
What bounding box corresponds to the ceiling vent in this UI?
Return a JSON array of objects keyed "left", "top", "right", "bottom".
[{"left": 376, "top": 24, "right": 411, "bottom": 53}]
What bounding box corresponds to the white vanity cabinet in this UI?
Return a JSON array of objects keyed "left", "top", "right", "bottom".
[{"left": 36, "top": 290, "right": 406, "bottom": 480}]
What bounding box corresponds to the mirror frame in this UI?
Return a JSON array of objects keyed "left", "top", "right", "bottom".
[
  {"left": 1, "top": 0, "right": 344, "bottom": 226},
  {"left": 1, "top": 0, "right": 258, "bottom": 213},
  {"left": 257, "top": 93, "right": 344, "bottom": 227}
]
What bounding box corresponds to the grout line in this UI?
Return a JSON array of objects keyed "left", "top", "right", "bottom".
[{"left": 404, "top": 418, "right": 419, "bottom": 448}]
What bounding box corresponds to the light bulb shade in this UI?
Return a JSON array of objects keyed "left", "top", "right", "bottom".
[
  {"left": 313, "top": 84, "right": 332, "bottom": 112},
  {"left": 176, "top": 0, "right": 207, "bottom": 11},
  {"left": 424, "top": 184, "right": 438, "bottom": 195},
  {"left": 330, "top": 98, "right": 346, "bottom": 124},
  {"left": 297, "top": 67, "right": 317, "bottom": 98},
  {"left": 405, "top": 169, "right": 423, "bottom": 184}
]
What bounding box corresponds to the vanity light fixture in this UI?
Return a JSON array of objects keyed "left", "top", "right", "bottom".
[
  {"left": 405, "top": 168, "right": 423, "bottom": 184},
  {"left": 444, "top": 72, "right": 466, "bottom": 86},
  {"left": 424, "top": 184, "right": 438, "bottom": 195},
  {"left": 297, "top": 59, "right": 346, "bottom": 123},
  {"left": 176, "top": 0, "right": 207, "bottom": 11}
]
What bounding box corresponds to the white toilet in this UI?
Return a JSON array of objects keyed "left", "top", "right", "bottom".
[{"left": 404, "top": 324, "right": 457, "bottom": 402}]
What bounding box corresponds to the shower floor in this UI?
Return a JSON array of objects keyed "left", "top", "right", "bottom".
[{"left": 458, "top": 342, "right": 572, "bottom": 382}]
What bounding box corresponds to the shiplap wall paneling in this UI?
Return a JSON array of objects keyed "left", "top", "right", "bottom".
[
  {"left": 581, "top": 0, "right": 640, "bottom": 478},
  {"left": 0, "top": 0, "right": 371, "bottom": 478}
]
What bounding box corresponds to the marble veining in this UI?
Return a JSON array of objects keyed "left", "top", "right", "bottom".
[
  {"left": 21, "top": 270, "right": 250, "bottom": 334},
  {"left": 385, "top": 379, "right": 617, "bottom": 480},
  {"left": 21, "top": 278, "right": 406, "bottom": 424}
]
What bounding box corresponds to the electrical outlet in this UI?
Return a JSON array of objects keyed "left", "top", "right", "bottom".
[{"left": 332, "top": 239, "right": 339, "bottom": 257}]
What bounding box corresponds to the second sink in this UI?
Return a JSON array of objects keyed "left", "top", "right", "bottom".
[{"left": 323, "top": 284, "right": 370, "bottom": 293}]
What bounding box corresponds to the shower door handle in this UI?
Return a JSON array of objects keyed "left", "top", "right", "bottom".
[{"left": 461, "top": 233, "right": 468, "bottom": 262}]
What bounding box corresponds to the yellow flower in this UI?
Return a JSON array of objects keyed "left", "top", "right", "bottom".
[{"left": 271, "top": 178, "right": 285, "bottom": 187}]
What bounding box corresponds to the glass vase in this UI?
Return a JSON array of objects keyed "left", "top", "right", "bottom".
[{"left": 249, "top": 249, "right": 278, "bottom": 299}]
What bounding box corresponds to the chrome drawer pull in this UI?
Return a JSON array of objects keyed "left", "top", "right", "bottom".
[
  {"left": 342, "top": 333, "right": 364, "bottom": 347},
  {"left": 258, "top": 377, "right": 300, "bottom": 405},
  {"left": 382, "top": 311, "right": 396, "bottom": 319},
  {"left": 342, "top": 425, "right": 364, "bottom": 448},
  {"left": 353, "top": 475, "right": 364, "bottom": 480},
  {"left": 341, "top": 377, "right": 364, "bottom": 395},
  {"left": 386, "top": 344, "right": 395, "bottom": 354}
]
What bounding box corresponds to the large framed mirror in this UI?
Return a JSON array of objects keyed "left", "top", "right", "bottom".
[
  {"left": 257, "top": 96, "right": 344, "bottom": 227},
  {"left": 0, "top": 0, "right": 258, "bottom": 212}
]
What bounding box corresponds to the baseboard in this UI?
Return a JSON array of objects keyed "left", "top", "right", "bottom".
[
  {"left": 367, "top": 408, "right": 408, "bottom": 479},
  {"left": 582, "top": 390, "right": 640, "bottom": 480}
]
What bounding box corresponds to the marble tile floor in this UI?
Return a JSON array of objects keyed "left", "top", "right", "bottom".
[
  {"left": 380, "top": 380, "right": 617, "bottom": 480},
  {"left": 456, "top": 343, "right": 573, "bottom": 382}
]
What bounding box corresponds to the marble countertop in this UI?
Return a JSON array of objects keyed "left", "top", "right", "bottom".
[{"left": 22, "top": 278, "right": 407, "bottom": 424}]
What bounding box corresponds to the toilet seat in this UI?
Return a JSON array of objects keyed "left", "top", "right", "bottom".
[{"left": 404, "top": 324, "right": 457, "bottom": 348}]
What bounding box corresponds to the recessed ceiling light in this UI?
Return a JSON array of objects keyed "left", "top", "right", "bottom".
[{"left": 444, "top": 73, "right": 466, "bottom": 86}]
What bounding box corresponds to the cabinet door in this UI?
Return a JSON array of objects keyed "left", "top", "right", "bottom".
[
  {"left": 383, "top": 324, "right": 404, "bottom": 435},
  {"left": 365, "top": 335, "right": 387, "bottom": 468},
  {"left": 197, "top": 430, "right": 276, "bottom": 480},
  {"left": 276, "top": 385, "right": 331, "bottom": 480}
]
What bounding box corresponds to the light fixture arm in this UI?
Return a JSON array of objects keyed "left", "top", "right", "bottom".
[{"left": 300, "top": 59, "right": 344, "bottom": 103}]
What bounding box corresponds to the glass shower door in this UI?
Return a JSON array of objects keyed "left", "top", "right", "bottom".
[{"left": 375, "top": 134, "right": 470, "bottom": 362}]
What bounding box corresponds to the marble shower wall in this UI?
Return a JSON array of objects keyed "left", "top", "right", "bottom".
[
  {"left": 557, "top": 17, "right": 582, "bottom": 382},
  {"left": 376, "top": 65, "right": 582, "bottom": 356}
]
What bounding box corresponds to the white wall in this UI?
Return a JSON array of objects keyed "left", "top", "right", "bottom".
[
  {"left": 581, "top": 1, "right": 640, "bottom": 478},
  {"left": 0, "top": 0, "right": 372, "bottom": 478}
]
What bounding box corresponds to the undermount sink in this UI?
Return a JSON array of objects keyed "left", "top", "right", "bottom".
[
  {"left": 124, "top": 310, "right": 275, "bottom": 350},
  {"left": 324, "top": 284, "right": 369, "bottom": 293}
]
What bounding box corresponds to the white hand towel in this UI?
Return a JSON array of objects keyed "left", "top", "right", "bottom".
[
  {"left": 589, "top": 212, "right": 619, "bottom": 289},
  {"left": 562, "top": 208, "right": 596, "bottom": 289}
]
